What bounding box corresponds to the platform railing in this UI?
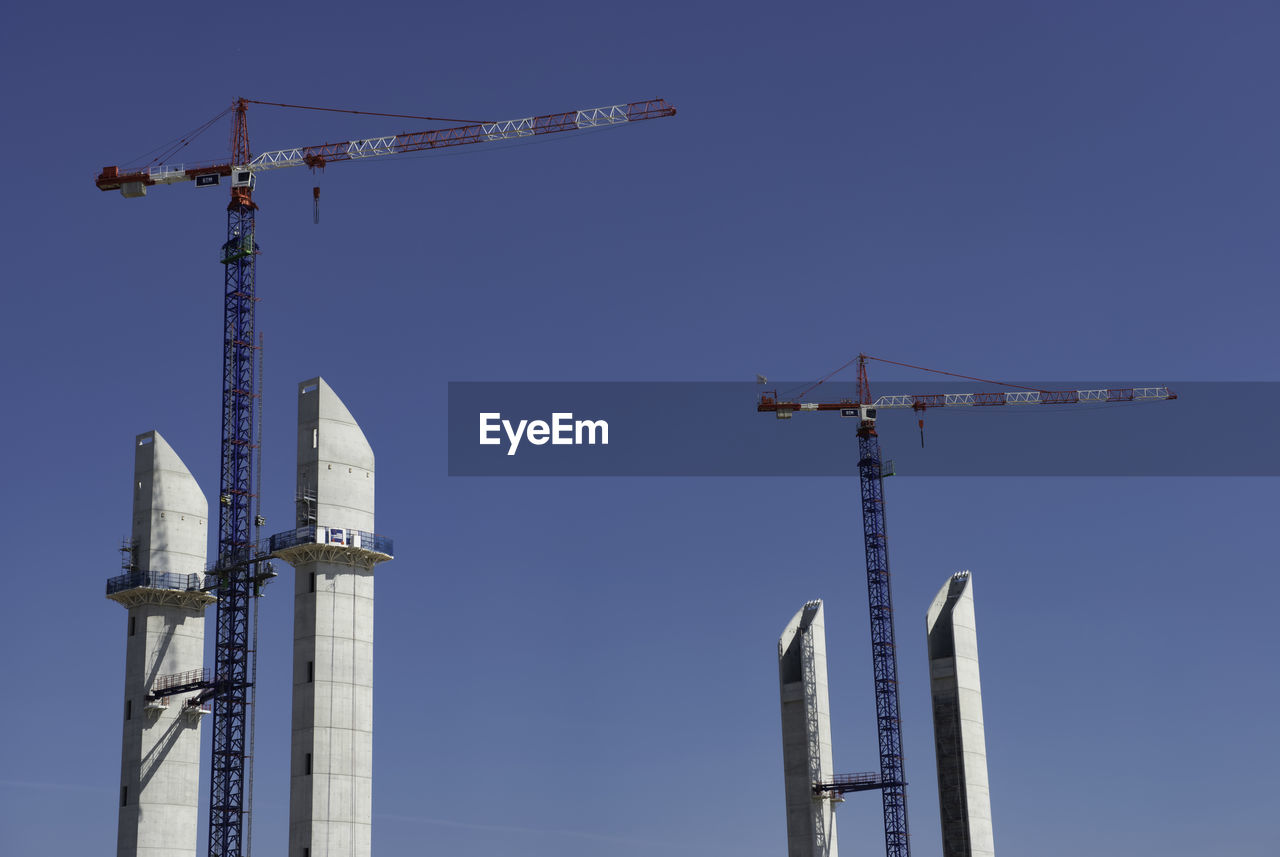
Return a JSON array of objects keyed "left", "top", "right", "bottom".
[
  {"left": 153, "top": 667, "right": 212, "bottom": 695},
  {"left": 106, "top": 569, "right": 202, "bottom": 595},
  {"left": 268, "top": 525, "right": 393, "bottom": 556}
]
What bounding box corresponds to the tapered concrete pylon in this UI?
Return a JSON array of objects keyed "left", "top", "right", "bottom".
[
  {"left": 779, "top": 600, "right": 839, "bottom": 857},
  {"left": 269, "top": 378, "right": 393, "bottom": 857},
  {"left": 926, "top": 571, "right": 995, "bottom": 857},
  {"left": 106, "top": 431, "right": 215, "bottom": 857}
]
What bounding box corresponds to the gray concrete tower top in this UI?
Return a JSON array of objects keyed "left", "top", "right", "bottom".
[
  {"left": 130, "top": 430, "right": 208, "bottom": 577},
  {"left": 296, "top": 377, "right": 375, "bottom": 533}
]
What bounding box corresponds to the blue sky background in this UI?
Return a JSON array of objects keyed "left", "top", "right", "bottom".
[{"left": 1, "top": 2, "right": 1276, "bottom": 855}]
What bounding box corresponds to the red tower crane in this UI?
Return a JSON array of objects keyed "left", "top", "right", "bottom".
[
  {"left": 760, "top": 354, "right": 1175, "bottom": 857},
  {"left": 96, "top": 95, "right": 676, "bottom": 857},
  {"left": 96, "top": 97, "right": 676, "bottom": 197}
]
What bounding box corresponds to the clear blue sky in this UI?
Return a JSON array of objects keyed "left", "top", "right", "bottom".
[{"left": 1, "top": 2, "right": 1276, "bottom": 855}]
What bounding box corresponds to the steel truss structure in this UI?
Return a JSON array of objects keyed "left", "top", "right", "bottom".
[
  {"left": 206, "top": 100, "right": 259, "bottom": 857},
  {"left": 777, "top": 387, "right": 1175, "bottom": 414},
  {"left": 857, "top": 424, "right": 910, "bottom": 857},
  {"left": 95, "top": 99, "right": 676, "bottom": 193}
]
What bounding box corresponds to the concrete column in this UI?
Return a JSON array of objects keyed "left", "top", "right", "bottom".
[
  {"left": 271, "top": 379, "right": 389, "bottom": 857},
  {"left": 926, "top": 571, "right": 995, "bottom": 857},
  {"left": 107, "top": 431, "right": 214, "bottom": 857},
  {"left": 779, "top": 600, "right": 839, "bottom": 857}
]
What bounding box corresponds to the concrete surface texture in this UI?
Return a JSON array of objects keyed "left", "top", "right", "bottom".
[
  {"left": 288, "top": 378, "right": 379, "bottom": 857},
  {"left": 778, "top": 600, "right": 839, "bottom": 857},
  {"left": 296, "top": 377, "right": 375, "bottom": 534},
  {"left": 108, "top": 431, "right": 212, "bottom": 857},
  {"left": 926, "top": 571, "right": 995, "bottom": 857}
]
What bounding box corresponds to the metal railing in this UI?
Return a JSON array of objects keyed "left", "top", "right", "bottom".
[
  {"left": 106, "top": 569, "right": 201, "bottom": 596},
  {"left": 814, "top": 771, "right": 895, "bottom": 795},
  {"left": 111, "top": 528, "right": 393, "bottom": 595},
  {"left": 147, "top": 163, "right": 185, "bottom": 179},
  {"left": 154, "top": 667, "right": 212, "bottom": 695},
  {"left": 269, "top": 525, "right": 393, "bottom": 556}
]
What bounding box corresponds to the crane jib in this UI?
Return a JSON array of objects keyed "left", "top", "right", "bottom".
[
  {"left": 759, "top": 386, "right": 1176, "bottom": 414},
  {"left": 94, "top": 99, "right": 676, "bottom": 194}
]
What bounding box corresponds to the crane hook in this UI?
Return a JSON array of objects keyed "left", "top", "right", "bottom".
[
  {"left": 313, "top": 186, "right": 320, "bottom": 225},
  {"left": 918, "top": 418, "right": 925, "bottom": 448}
]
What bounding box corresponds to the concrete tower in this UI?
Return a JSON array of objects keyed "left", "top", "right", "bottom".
[
  {"left": 270, "top": 378, "right": 392, "bottom": 857},
  {"left": 778, "top": 600, "right": 839, "bottom": 857},
  {"left": 926, "top": 571, "right": 995, "bottom": 857},
  {"left": 106, "top": 431, "right": 215, "bottom": 857}
]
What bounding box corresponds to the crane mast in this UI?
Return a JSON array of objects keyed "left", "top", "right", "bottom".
[
  {"left": 857, "top": 419, "right": 910, "bottom": 857},
  {"left": 852, "top": 353, "right": 909, "bottom": 857},
  {"left": 209, "top": 97, "right": 258, "bottom": 857},
  {"left": 760, "top": 354, "right": 1175, "bottom": 857}
]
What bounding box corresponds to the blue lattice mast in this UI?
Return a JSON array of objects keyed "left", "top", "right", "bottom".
[
  {"left": 208, "top": 97, "right": 258, "bottom": 857},
  {"left": 855, "top": 356, "right": 910, "bottom": 857}
]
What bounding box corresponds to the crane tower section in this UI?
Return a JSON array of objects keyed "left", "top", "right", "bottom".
[{"left": 207, "top": 98, "right": 259, "bottom": 857}]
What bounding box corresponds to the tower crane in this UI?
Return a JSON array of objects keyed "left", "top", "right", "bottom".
[
  {"left": 95, "top": 95, "right": 676, "bottom": 857},
  {"left": 759, "top": 354, "right": 1175, "bottom": 857}
]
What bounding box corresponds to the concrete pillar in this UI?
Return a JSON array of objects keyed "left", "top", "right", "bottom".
[
  {"left": 779, "top": 600, "right": 839, "bottom": 857},
  {"left": 106, "top": 431, "right": 215, "bottom": 857},
  {"left": 926, "top": 571, "right": 995, "bottom": 857},
  {"left": 270, "top": 379, "right": 391, "bottom": 857}
]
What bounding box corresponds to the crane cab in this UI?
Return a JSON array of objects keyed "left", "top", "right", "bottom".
[{"left": 841, "top": 406, "right": 877, "bottom": 423}]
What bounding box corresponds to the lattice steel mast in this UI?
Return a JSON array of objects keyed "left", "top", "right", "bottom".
[
  {"left": 207, "top": 97, "right": 259, "bottom": 857},
  {"left": 853, "top": 355, "right": 910, "bottom": 856}
]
